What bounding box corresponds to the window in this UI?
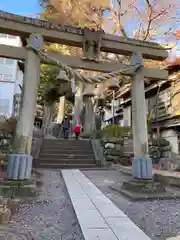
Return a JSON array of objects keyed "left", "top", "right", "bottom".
[
  {"left": 0, "top": 99, "right": 10, "bottom": 116},
  {"left": 0, "top": 58, "right": 5, "bottom": 65},
  {"left": 3, "top": 74, "right": 13, "bottom": 82},
  {"left": 0, "top": 65, "right": 13, "bottom": 75},
  {"left": 0, "top": 73, "right": 3, "bottom": 81},
  {"left": 7, "top": 35, "right": 17, "bottom": 39},
  {"left": 5, "top": 58, "right": 14, "bottom": 65}
]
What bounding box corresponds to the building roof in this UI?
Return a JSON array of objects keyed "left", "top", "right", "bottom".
[{"left": 115, "top": 58, "right": 180, "bottom": 100}]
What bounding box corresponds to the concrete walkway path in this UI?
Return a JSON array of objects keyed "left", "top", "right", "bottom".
[{"left": 62, "top": 169, "right": 151, "bottom": 240}]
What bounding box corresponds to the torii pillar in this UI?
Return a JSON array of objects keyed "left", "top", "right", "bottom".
[
  {"left": 130, "top": 53, "right": 152, "bottom": 180},
  {"left": 7, "top": 34, "right": 42, "bottom": 180}
]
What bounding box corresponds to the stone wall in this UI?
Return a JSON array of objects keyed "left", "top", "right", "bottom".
[{"left": 102, "top": 139, "right": 132, "bottom": 166}]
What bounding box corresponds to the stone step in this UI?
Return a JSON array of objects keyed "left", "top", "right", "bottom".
[
  {"left": 39, "top": 139, "right": 98, "bottom": 168},
  {"left": 40, "top": 152, "right": 94, "bottom": 159},
  {"left": 39, "top": 159, "right": 96, "bottom": 164},
  {"left": 41, "top": 149, "right": 94, "bottom": 154},
  {"left": 43, "top": 142, "right": 92, "bottom": 146},
  {"left": 37, "top": 163, "right": 97, "bottom": 169},
  {"left": 41, "top": 146, "right": 93, "bottom": 151},
  {"left": 42, "top": 142, "right": 92, "bottom": 147},
  {"left": 44, "top": 139, "right": 89, "bottom": 142},
  {"left": 43, "top": 140, "right": 91, "bottom": 145},
  {"left": 43, "top": 141, "right": 91, "bottom": 146}
]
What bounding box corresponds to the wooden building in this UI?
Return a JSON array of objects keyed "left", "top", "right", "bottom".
[{"left": 114, "top": 59, "right": 180, "bottom": 154}]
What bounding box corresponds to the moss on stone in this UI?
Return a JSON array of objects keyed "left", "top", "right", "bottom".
[{"left": 0, "top": 180, "right": 33, "bottom": 186}]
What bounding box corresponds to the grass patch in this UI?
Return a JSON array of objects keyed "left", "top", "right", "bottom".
[
  {"left": 132, "top": 179, "right": 153, "bottom": 185},
  {"left": 0, "top": 180, "right": 33, "bottom": 186}
]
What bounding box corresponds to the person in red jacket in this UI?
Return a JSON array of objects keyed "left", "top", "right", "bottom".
[{"left": 73, "top": 123, "right": 81, "bottom": 140}]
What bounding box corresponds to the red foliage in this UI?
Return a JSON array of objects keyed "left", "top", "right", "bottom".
[
  {"left": 176, "top": 30, "right": 180, "bottom": 40},
  {"left": 166, "top": 57, "right": 180, "bottom": 66}
]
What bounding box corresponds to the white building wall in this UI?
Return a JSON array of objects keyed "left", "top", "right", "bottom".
[
  {"left": 0, "top": 34, "right": 22, "bottom": 117},
  {"left": 103, "top": 109, "right": 112, "bottom": 122},
  {"left": 161, "top": 129, "right": 179, "bottom": 154},
  {"left": 122, "top": 99, "right": 148, "bottom": 127},
  {"left": 123, "top": 106, "right": 131, "bottom": 126}
]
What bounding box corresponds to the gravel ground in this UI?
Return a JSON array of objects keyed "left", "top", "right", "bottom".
[
  {"left": 82, "top": 170, "right": 180, "bottom": 240},
  {"left": 0, "top": 169, "right": 84, "bottom": 240}
]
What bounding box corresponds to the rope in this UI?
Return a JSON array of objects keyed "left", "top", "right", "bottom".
[{"left": 27, "top": 44, "right": 142, "bottom": 84}]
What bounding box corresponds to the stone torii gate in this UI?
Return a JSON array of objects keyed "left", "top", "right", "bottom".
[{"left": 0, "top": 11, "right": 168, "bottom": 180}]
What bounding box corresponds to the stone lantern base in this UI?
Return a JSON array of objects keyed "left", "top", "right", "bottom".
[{"left": 110, "top": 178, "right": 180, "bottom": 201}]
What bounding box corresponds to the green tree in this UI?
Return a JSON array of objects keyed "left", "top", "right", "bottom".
[{"left": 38, "top": 64, "right": 59, "bottom": 106}]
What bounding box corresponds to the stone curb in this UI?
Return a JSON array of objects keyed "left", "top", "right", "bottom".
[
  {"left": 166, "top": 236, "right": 180, "bottom": 240},
  {"left": 114, "top": 164, "right": 132, "bottom": 176},
  {"left": 114, "top": 164, "right": 180, "bottom": 188}
]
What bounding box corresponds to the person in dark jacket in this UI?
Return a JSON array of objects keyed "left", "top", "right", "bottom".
[{"left": 62, "top": 116, "right": 70, "bottom": 139}]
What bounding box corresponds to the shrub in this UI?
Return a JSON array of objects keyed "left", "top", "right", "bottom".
[{"left": 100, "top": 124, "right": 131, "bottom": 139}]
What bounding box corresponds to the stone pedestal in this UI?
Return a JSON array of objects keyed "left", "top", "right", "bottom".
[
  {"left": 110, "top": 178, "right": 180, "bottom": 201},
  {"left": 122, "top": 179, "right": 165, "bottom": 194}
]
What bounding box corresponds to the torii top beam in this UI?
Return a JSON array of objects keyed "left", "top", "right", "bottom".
[{"left": 0, "top": 11, "right": 168, "bottom": 61}]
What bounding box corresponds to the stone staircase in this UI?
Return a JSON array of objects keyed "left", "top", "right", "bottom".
[{"left": 37, "top": 139, "right": 97, "bottom": 169}]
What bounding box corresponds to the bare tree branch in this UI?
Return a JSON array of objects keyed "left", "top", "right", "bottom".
[{"left": 143, "top": 2, "right": 172, "bottom": 40}]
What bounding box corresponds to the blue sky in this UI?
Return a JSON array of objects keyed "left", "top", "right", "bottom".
[{"left": 0, "top": 0, "right": 41, "bottom": 16}]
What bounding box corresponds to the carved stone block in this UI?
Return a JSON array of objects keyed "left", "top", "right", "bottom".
[{"left": 83, "top": 28, "right": 104, "bottom": 62}]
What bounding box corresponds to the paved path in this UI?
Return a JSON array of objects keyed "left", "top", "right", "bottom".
[
  {"left": 62, "top": 169, "right": 151, "bottom": 240},
  {"left": 0, "top": 170, "right": 84, "bottom": 240},
  {"left": 83, "top": 170, "right": 180, "bottom": 240}
]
